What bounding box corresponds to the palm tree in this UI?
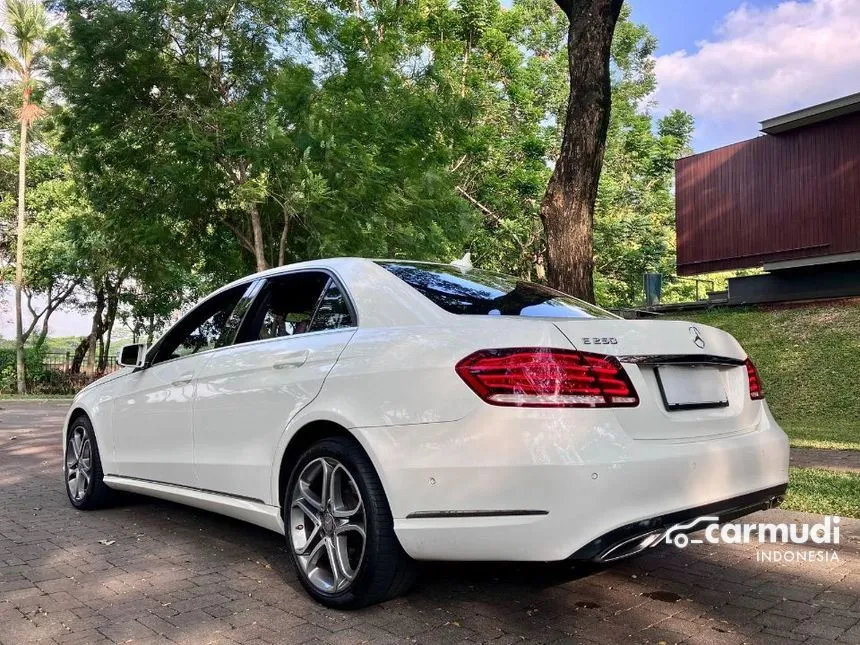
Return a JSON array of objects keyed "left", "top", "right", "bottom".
[{"left": 3, "top": 0, "right": 49, "bottom": 394}]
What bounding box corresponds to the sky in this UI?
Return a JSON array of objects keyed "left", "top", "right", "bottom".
[
  {"left": 3, "top": 0, "right": 860, "bottom": 338},
  {"left": 631, "top": 0, "right": 860, "bottom": 152}
]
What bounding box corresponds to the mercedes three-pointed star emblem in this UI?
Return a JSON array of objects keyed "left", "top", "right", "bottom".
[{"left": 689, "top": 326, "right": 706, "bottom": 349}]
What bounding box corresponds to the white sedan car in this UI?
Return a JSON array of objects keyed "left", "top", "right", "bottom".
[{"left": 63, "top": 258, "right": 789, "bottom": 607}]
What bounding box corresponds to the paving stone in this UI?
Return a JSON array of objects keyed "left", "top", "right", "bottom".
[{"left": 2, "top": 401, "right": 860, "bottom": 645}]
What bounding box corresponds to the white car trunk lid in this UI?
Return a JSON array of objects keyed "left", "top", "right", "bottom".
[
  {"left": 552, "top": 319, "right": 743, "bottom": 360},
  {"left": 553, "top": 320, "right": 759, "bottom": 440}
]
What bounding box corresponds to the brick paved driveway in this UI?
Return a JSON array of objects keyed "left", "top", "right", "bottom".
[{"left": 1, "top": 401, "right": 859, "bottom": 645}]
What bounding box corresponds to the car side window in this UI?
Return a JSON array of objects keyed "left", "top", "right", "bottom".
[
  {"left": 151, "top": 284, "right": 250, "bottom": 364},
  {"left": 308, "top": 279, "right": 354, "bottom": 332},
  {"left": 245, "top": 272, "right": 330, "bottom": 341},
  {"left": 238, "top": 272, "right": 354, "bottom": 343}
]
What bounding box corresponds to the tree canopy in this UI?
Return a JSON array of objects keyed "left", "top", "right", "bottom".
[
  {"left": 49, "top": 0, "right": 478, "bottom": 273},
  {"left": 1, "top": 0, "right": 698, "bottom": 391}
]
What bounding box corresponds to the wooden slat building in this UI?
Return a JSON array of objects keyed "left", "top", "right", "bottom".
[{"left": 674, "top": 93, "right": 860, "bottom": 304}]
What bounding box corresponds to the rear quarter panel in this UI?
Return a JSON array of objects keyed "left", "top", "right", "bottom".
[{"left": 312, "top": 317, "right": 575, "bottom": 428}]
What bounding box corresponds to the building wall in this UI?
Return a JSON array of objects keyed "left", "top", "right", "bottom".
[{"left": 675, "top": 111, "right": 860, "bottom": 276}]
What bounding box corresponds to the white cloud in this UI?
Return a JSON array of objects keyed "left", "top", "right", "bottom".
[{"left": 654, "top": 0, "right": 860, "bottom": 139}]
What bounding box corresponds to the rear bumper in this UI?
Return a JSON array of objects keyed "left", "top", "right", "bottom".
[
  {"left": 353, "top": 403, "right": 790, "bottom": 562},
  {"left": 570, "top": 483, "right": 787, "bottom": 562}
]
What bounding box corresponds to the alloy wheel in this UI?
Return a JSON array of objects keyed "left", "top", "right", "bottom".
[
  {"left": 66, "top": 427, "right": 93, "bottom": 503},
  {"left": 289, "top": 457, "right": 367, "bottom": 594}
]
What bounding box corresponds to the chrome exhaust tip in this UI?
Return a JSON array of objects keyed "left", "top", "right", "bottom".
[{"left": 598, "top": 530, "right": 665, "bottom": 563}]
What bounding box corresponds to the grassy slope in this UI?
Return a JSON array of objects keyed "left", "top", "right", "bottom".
[
  {"left": 784, "top": 467, "right": 860, "bottom": 518},
  {"left": 669, "top": 300, "right": 860, "bottom": 451}
]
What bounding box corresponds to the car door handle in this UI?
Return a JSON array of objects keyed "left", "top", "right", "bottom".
[
  {"left": 272, "top": 350, "right": 309, "bottom": 370},
  {"left": 171, "top": 374, "right": 193, "bottom": 386}
]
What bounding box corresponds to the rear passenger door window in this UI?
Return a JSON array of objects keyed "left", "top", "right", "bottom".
[
  {"left": 309, "top": 279, "right": 354, "bottom": 332},
  {"left": 238, "top": 271, "right": 355, "bottom": 343}
]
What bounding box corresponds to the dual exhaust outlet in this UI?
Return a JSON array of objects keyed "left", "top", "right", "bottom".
[{"left": 595, "top": 494, "right": 784, "bottom": 563}]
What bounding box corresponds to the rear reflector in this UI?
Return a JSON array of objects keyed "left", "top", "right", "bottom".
[
  {"left": 455, "top": 348, "right": 639, "bottom": 408},
  {"left": 745, "top": 358, "right": 765, "bottom": 400}
]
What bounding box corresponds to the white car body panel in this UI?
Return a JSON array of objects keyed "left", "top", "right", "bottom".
[
  {"left": 111, "top": 353, "right": 208, "bottom": 486},
  {"left": 355, "top": 401, "right": 788, "bottom": 560},
  {"left": 193, "top": 328, "right": 356, "bottom": 500},
  {"left": 64, "top": 257, "right": 790, "bottom": 563}
]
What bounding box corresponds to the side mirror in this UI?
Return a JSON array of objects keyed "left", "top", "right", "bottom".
[{"left": 117, "top": 343, "right": 147, "bottom": 369}]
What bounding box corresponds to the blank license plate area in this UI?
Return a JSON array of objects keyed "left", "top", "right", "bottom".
[{"left": 655, "top": 365, "right": 728, "bottom": 410}]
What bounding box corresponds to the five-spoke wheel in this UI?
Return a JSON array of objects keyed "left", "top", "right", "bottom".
[
  {"left": 285, "top": 437, "right": 415, "bottom": 608},
  {"left": 290, "top": 457, "right": 367, "bottom": 594},
  {"left": 66, "top": 426, "right": 93, "bottom": 503},
  {"left": 64, "top": 415, "right": 112, "bottom": 510}
]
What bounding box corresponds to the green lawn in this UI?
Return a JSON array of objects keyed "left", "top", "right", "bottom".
[
  {"left": 669, "top": 301, "right": 860, "bottom": 451},
  {"left": 784, "top": 467, "right": 860, "bottom": 518},
  {"left": 0, "top": 394, "right": 75, "bottom": 401}
]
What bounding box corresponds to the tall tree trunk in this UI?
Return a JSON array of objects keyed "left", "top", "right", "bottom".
[
  {"left": 14, "top": 120, "right": 29, "bottom": 394},
  {"left": 86, "top": 287, "right": 105, "bottom": 376},
  {"left": 71, "top": 337, "right": 88, "bottom": 374},
  {"left": 100, "top": 286, "right": 120, "bottom": 371},
  {"left": 540, "top": 0, "right": 624, "bottom": 303},
  {"left": 248, "top": 204, "right": 269, "bottom": 272},
  {"left": 35, "top": 315, "right": 50, "bottom": 351}
]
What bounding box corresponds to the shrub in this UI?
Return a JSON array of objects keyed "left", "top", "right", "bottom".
[{"left": 0, "top": 346, "right": 47, "bottom": 393}]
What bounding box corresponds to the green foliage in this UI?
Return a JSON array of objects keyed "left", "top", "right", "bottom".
[
  {"left": 0, "top": 344, "right": 45, "bottom": 392},
  {"left": 448, "top": 1, "right": 693, "bottom": 303},
  {"left": 671, "top": 302, "right": 860, "bottom": 451},
  {"left": 292, "top": 2, "right": 475, "bottom": 260},
  {"left": 593, "top": 8, "right": 693, "bottom": 308},
  {"left": 451, "top": 0, "right": 566, "bottom": 279},
  {"left": 15, "top": 153, "right": 87, "bottom": 283},
  {"left": 26, "top": 0, "right": 696, "bottom": 354},
  {"left": 49, "top": 0, "right": 476, "bottom": 271},
  {"left": 784, "top": 468, "right": 860, "bottom": 518}
]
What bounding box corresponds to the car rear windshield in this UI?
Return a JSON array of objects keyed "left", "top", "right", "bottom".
[{"left": 377, "top": 262, "right": 615, "bottom": 319}]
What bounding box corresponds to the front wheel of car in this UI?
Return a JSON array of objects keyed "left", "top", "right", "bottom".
[
  {"left": 285, "top": 436, "right": 415, "bottom": 608},
  {"left": 65, "top": 415, "right": 114, "bottom": 510}
]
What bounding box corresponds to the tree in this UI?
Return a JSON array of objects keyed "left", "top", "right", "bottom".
[
  {"left": 540, "top": 0, "right": 624, "bottom": 302},
  {"left": 289, "top": 0, "right": 474, "bottom": 261},
  {"left": 592, "top": 11, "right": 694, "bottom": 307},
  {"left": 443, "top": 0, "right": 569, "bottom": 280},
  {"left": 0, "top": 94, "right": 88, "bottom": 359},
  {"left": 50, "top": 0, "right": 474, "bottom": 275},
  {"left": 3, "top": 153, "right": 85, "bottom": 349},
  {"left": 2, "top": 0, "right": 50, "bottom": 393},
  {"left": 447, "top": 0, "right": 692, "bottom": 311},
  {"left": 49, "top": 0, "right": 300, "bottom": 273}
]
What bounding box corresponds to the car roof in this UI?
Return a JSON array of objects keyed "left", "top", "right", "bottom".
[
  {"left": 217, "top": 257, "right": 470, "bottom": 296},
  {"left": 218, "top": 257, "right": 373, "bottom": 289}
]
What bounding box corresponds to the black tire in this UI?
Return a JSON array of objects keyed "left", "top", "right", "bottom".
[
  {"left": 64, "top": 415, "right": 114, "bottom": 510},
  {"left": 284, "top": 436, "right": 416, "bottom": 608}
]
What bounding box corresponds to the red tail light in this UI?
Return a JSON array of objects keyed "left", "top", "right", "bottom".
[
  {"left": 745, "top": 358, "right": 765, "bottom": 400},
  {"left": 455, "top": 348, "right": 639, "bottom": 408}
]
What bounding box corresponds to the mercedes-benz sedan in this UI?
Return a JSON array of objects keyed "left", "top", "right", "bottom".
[{"left": 63, "top": 258, "right": 789, "bottom": 607}]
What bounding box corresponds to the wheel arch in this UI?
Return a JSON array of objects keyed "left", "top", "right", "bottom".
[
  {"left": 63, "top": 399, "right": 108, "bottom": 464},
  {"left": 62, "top": 407, "right": 83, "bottom": 463},
  {"left": 67, "top": 406, "right": 89, "bottom": 429},
  {"left": 275, "top": 419, "right": 383, "bottom": 512}
]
